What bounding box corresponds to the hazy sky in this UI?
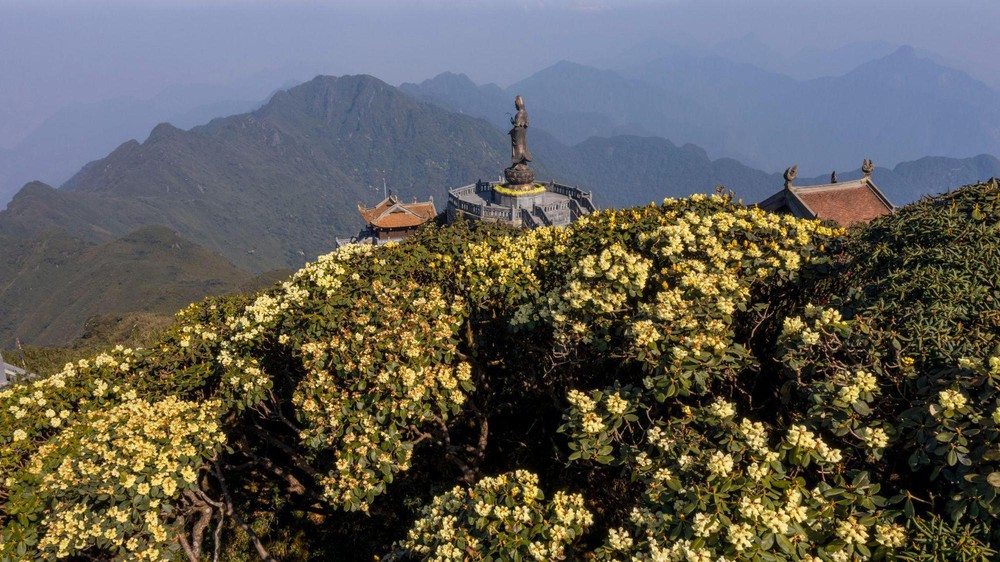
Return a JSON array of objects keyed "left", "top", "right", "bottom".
[{"left": 3, "top": 0, "right": 999, "bottom": 148}]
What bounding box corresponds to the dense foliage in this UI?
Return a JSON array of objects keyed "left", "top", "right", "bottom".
[{"left": 1, "top": 184, "right": 999, "bottom": 561}]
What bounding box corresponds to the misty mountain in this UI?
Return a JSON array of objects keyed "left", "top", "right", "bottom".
[
  {"left": 0, "top": 77, "right": 305, "bottom": 208},
  {"left": 1, "top": 75, "right": 511, "bottom": 272},
  {"left": 401, "top": 68, "right": 658, "bottom": 146},
  {"left": 3, "top": 72, "right": 1000, "bottom": 348},
  {"left": 400, "top": 72, "right": 508, "bottom": 128},
  {"left": 531, "top": 134, "right": 777, "bottom": 207},
  {"left": 607, "top": 36, "right": 917, "bottom": 83},
  {"left": 406, "top": 47, "right": 1000, "bottom": 173},
  {"left": 6, "top": 72, "right": 999, "bottom": 274},
  {"left": 622, "top": 45, "right": 1000, "bottom": 170},
  {"left": 783, "top": 40, "right": 902, "bottom": 79}
]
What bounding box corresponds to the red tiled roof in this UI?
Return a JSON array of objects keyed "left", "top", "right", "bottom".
[
  {"left": 759, "top": 178, "right": 894, "bottom": 227},
  {"left": 792, "top": 179, "right": 893, "bottom": 226},
  {"left": 359, "top": 195, "right": 436, "bottom": 229}
]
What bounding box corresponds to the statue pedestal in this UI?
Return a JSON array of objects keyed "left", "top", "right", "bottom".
[{"left": 504, "top": 164, "right": 535, "bottom": 187}]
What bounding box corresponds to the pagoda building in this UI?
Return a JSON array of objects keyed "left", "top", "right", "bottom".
[
  {"left": 337, "top": 194, "right": 436, "bottom": 247},
  {"left": 446, "top": 96, "right": 597, "bottom": 228},
  {"left": 759, "top": 160, "right": 895, "bottom": 227}
]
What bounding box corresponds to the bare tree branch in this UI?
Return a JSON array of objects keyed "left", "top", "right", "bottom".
[{"left": 213, "top": 463, "right": 276, "bottom": 562}]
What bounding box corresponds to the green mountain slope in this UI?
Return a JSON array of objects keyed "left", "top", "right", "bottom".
[
  {"left": 0, "top": 225, "right": 253, "bottom": 346},
  {"left": 4, "top": 72, "right": 1000, "bottom": 351},
  {"left": 2, "top": 75, "right": 507, "bottom": 272}
]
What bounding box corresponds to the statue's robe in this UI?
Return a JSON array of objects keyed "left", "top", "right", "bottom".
[{"left": 509, "top": 109, "right": 533, "bottom": 164}]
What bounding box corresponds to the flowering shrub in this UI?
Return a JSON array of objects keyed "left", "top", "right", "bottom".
[
  {"left": 399, "top": 471, "right": 592, "bottom": 560},
  {"left": 528, "top": 198, "right": 841, "bottom": 400},
  {"left": 773, "top": 181, "right": 1000, "bottom": 553},
  {"left": 293, "top": 281, "right": 472, "bottom": 511},
  {"left": 593, "top": 399, "right": 904, "bottom": 561},
  {"left": 2, "top": 186, "right": 999, "bottom": 560},
  {"left": 2, "top": 396, "right": 225, "bottom": 560}
]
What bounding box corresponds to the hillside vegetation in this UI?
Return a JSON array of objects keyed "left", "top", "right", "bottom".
[
  {"left": 2, "top": 182, "right": 999, "bottom": 560},
  {"left": 0, "top": 226, "right": 261, "bottom": 347},
  {"left": 5, "top": 72, "right": 1000, "bottom": 351}
]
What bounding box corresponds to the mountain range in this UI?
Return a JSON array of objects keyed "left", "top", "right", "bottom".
[
  {"left": 0, "top": 74, "right": 309, "bottom": 207},
  {"left": 8, "top": 40, "right": 1000, "bottom": 211},
  {"left": 2, "top": 70, "right": 1000, "bottom": 347},
  {"left": 403, "top": 46, "right": 1000, "bottom": 172}
]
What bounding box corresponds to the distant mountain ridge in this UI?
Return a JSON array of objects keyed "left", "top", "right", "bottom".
[
  {"left": 7, "top": 39, "right": 999, "bottom": 209},
  {"left": 2, "top": 75, "right": 510, "bottom": 272},
  {"left": 6, "top": 72, "right": 1000, "bottom": 267},
  {"left": 404, "top": 47, "right": 1000, "bottom": 172},
  {"left": 3, "top": 72, "right": 1000, "bottom": 348},
  {"left": 0, "top": 72, "right": 313, "bottom": 208}
]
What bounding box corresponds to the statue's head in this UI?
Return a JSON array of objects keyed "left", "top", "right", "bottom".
[{"left": 514, "top": 95, "right": 525, "bottom": 110}]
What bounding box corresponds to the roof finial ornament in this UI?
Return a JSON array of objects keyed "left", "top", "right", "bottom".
[
  {"left": 862, "top": 159, "right": 874, "bottom": 179},
  {"left": 784, "top": 165, "right": 798, "bottom": 189},
  {"left": 831, "top": 171, "right": 838, "bottom": 184}
]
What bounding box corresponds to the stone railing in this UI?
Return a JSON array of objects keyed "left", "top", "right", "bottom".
[
  {"left": 533, "top": 207, "right": 553, "bottom": 227},
  {"left": 449, "top": 197, "right": 515, "bottom": 223},
  {"left": 475, "top": 179, "right": 496, "bottom": 195},
  {"left": 481, "top": 205, "right": 514, "bottom": 221},
  {"left": 549, "top": 182, "right": 597, "bottom": 213},
  {"left": 520, "top": 208, "right": 540, "bottom": 228},
  {"left": 449, "top": 183, "right": 477, "bottom": 199}
]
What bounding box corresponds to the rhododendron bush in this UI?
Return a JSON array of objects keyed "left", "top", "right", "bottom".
[{"left": 2, "top": 184, "right": 999, "bottom": 561}]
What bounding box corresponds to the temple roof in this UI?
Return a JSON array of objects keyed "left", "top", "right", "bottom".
[
  {"left": 358, "top": 195, "right": 437, "bottom": 229},
  {"left": 759, "top": 178, "right": 894, "bottom": 227}
]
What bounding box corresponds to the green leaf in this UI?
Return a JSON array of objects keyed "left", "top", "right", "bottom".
[{"left": 987, "top": 472, "right": 1000, "bottom": 488}]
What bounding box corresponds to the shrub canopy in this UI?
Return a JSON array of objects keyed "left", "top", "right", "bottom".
[{"left": 2, "top": 185, "right": 999, "bottom": 561}]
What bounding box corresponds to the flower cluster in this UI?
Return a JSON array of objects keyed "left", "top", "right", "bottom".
[
  {"left": 781, "top": 305, "right": 849, "bottom": 348},
  {"left": 399, "top": 471, "right": 592, "bottom": 561},
  {"left": 595, "top": 402, "right": 904, "bottom": 562},
  {"left": 784, "top": 424, "right": 844, "bottom": 465},
  {"left": 562, "top": 386, "right": 641, "bottom": 464},
  {"left": 292, "top": 280, "right": 471, "bottom": 511},
  {"left": 3, "top": 397, "right": 225, "bottom": 560}
]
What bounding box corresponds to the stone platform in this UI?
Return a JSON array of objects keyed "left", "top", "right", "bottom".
[{"left": 447, "top": 179, "right": 597, "bottom": 228}]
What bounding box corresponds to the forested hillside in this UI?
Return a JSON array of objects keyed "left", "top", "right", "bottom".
[
  {"left": 0, "top": 226, "right": 258, "bottom": 347},
  {"left": 2, "top": 75, "right": 508, "bottom": 273},
  {"left": 2, "top": 181, "right": 999, "bottom": 560}
]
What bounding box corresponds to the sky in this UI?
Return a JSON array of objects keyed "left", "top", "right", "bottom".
[{"left": 2, "top": 0, "right": 999, "bottom": 149}]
